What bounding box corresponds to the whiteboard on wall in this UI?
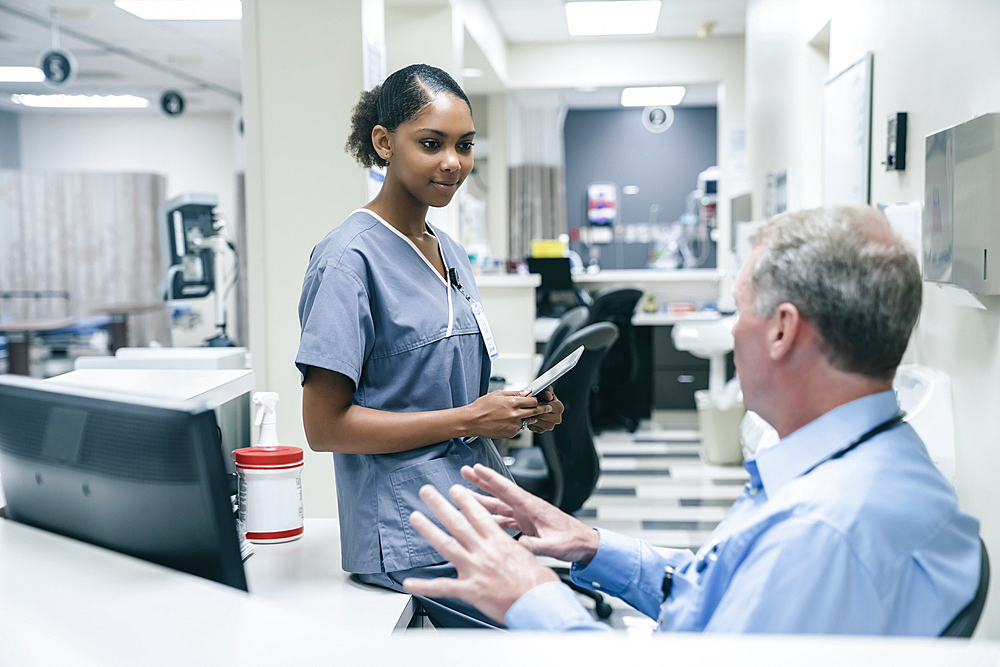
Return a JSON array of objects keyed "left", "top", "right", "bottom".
[{"left": 823, "top": 52, "right": 873, "bottom": 205}]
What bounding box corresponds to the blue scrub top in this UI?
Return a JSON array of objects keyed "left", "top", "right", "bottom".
[{"left": 296, "top": 209, "right": 509, "bottom": 573}]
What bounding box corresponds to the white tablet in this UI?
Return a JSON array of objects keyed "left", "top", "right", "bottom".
[{"left": 525, "top": 345, "right": 584, "bottom": 396}]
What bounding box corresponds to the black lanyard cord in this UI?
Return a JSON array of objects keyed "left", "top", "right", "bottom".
[
  {"left": 448, "top": 267, "right": 476, "bottom": 305},
  {"left": 661, "top": 410, "right": 906, "bottom": 604},
  {"left": 801, "top": 411, "right": 906, "bottom": 477}
]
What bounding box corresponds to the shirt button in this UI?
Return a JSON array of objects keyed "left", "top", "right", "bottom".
[
  {"left": 592, "top": 582, "right": 601, "bottom": 589},
  {"left": 749, "top": 487, "right": 758, "bottom": 496}
]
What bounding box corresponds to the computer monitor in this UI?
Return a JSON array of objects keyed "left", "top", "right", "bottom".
[
  {"left": 527, "top": 257, "right": 579, "bottom": 317},
  {"left": 0, "top": 375, "right": 247, "bottom": 591},
  {"left": 527, "top": 257, "right": 574, "bottom": 291}
]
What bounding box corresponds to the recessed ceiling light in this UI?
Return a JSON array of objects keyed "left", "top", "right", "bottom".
[
  {"left": 620, "top": 86, "right": 686, "bottom": 107},
  {"left": 0, "top": 67, "right": 45, "bottom": 83},
  {"left": 114, "top": 0, "right": 242, "bottom": 21},
  {"left": 565, "top": 1, "right": 661, "bottom": 37},
  {"left": 461, "top": 68, "right": 484, "bottom": 78},
  {"left": 11, "top": 94, "right": 150, "bottom": 109}
]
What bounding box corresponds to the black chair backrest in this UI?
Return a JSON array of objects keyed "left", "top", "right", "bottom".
[
  {"left": 539, "top": 306, "right": 590, "bottom": 373},
  {"left": 536, "top": 322, "right": 618, "bottom": 514},
  {"left": 940, "top": 537, "right": 990, "bottom": 637},
  {"left": 584, "top": 287, "right": 643, "bottom": 385},
  {"left": 585, "top": 287, "right": 643, "bottom": 328}
]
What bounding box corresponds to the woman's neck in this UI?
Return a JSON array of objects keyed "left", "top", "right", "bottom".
[{"left": 366, "top": 175, "right": 430, "bottom": 239}]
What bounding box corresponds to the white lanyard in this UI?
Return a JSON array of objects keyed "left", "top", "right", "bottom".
[{"left": 448, "top": 268, "right": 498, "bottom": 359}]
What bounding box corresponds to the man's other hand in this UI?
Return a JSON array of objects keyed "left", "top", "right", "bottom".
[
  {"left": 461, "top": 464, "right": 600, "bottom": 565},
  {"left": 402, "top": 484, "right": 559, "bottom": 623}
]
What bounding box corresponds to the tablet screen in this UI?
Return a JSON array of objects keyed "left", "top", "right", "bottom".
[{"left": 526, "top": 345, "right": 584, "bottom": 396}]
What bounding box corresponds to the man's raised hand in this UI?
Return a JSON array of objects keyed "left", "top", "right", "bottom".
[
  {"left": 401, "top": 484, "right": 559, "bottom": 623},
  {"left": 461, "top": 464, "right": 600, "bottom": 566}
]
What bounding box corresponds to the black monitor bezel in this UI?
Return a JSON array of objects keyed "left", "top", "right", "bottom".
[{"left": 0, "top": 376, "right": 247, "bottom": 591}]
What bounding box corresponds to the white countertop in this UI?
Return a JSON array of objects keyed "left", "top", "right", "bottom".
[
  {"left": 632, "top": 311, "right": 725, "bottom": 326},
  {"left": 475, "top": 273, "right": 541, "bottom": 288},
  {"left": 1, "top": 516, "right": 998, "bottom": 665},
  {"left": 245, "top": 518, "right": 415, "bottom": 633},
  {"left": 75, "top": 347, "right": 251, "bottom": 370},
  {"left": 573, "top": 269, "right": 723, "bottom": 284},
  {"left": 43, "top": 368, "right": 256, "bottom": 407}
]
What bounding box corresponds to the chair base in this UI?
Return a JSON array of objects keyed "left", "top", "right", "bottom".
[{"left": 552, "top": 567, "right": 612, "bottom": 621}]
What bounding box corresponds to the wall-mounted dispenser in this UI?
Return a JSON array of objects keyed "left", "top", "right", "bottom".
[
  {"left": 923, "top": 113, "right": 1000, "bottom": 295},
  {"left": 886, "top": 112, "right": 907, "bottom": 171}
]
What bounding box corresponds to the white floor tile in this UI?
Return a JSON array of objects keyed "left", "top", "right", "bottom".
[{"left": 593, "top": 505, "right": 729, "bottom": 522}]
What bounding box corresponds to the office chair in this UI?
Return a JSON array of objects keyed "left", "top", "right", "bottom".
[
  {"left": 940, "top": 537, "right": 990, "bottom": 637},
  {"left": 507, "top": 323, "right": 619, "bottom": 621},
  {"left": 539, "top": 306, "right": 590, "bottom": 371},
  {"left": 584, "top": 287, "right": 644, "bottom": 433}
]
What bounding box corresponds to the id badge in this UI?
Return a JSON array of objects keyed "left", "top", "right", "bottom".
[{"left": 470, "top": 300, "right": 499, "bottom": 359}]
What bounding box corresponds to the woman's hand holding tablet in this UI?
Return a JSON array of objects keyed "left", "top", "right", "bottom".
[{"left": 524, "top": 346, "right": 584, "bottom": 396}]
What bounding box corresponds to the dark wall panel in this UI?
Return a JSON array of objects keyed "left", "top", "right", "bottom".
[{"left": 564, "top": 106, "right": 717, "bottom": 231}]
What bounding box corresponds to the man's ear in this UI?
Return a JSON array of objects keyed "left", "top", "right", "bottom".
[
  {"left": 371, "top": 125, "right": 392, "bottom": 163},
  {"left": 768, "top": 302, "right": 802, "bottom": 361}
]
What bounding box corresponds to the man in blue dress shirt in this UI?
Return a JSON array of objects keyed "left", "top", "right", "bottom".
[{"left": 402, "top": 204, "right": 982, "bottom": 634}]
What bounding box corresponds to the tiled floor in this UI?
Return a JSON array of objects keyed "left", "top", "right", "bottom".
[
  {"left": 582, "top": 420, "right": 747, "bottom": 553},
  {"left": 569, "top": 415, "right": 749, "bottom": 629}
]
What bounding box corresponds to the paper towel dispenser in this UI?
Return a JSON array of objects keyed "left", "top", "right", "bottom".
[{"left": 924, "top": 113, "right": 1000, "bottom": 295}]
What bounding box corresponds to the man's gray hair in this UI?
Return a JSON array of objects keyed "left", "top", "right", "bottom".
[{"left": 748, "top": 204, "right": 921, "bottom": 380}]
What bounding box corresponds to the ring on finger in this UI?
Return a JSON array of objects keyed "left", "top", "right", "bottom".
[{"left": 520, "top": 418, "right": 529, "bottom": 431}]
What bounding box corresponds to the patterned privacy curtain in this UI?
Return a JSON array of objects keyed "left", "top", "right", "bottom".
[
  {"left": 508, "top": 164, "right": 565, "bottom": 261},
  {"left": 0, "top": 170, "right": 170, "bottom": 346},
  {"left": 507, "top": 92, "right": 568, "bottom": 261}
]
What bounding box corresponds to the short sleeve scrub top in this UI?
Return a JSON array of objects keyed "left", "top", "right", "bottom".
[{"left": 296, "top": 209, "right": 510, "bottom": 574}]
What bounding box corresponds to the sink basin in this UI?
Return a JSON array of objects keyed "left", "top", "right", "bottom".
[{"left": 672, "top": 316, "right": 736, "bottom": 396}]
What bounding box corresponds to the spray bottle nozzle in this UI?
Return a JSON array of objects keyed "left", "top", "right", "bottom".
[{"left": 252, "top": 392, "right": 280, "bottom": 446}]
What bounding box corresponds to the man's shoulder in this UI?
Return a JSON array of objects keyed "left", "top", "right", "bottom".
[{"left": 770, "top": 425, "right": 969, "bottom": 577}]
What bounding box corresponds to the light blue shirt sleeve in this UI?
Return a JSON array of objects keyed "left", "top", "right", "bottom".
[
  {"left": 570, "top": 528, "right": 695, "bottom": 620},
  {"left": 504, "top": 528, "right": 695, "bottom": 631},
  {"left": 504, "top": 582, "right": 607, "bottom": 631}
]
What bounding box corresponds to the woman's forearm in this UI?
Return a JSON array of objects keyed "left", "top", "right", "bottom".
[
  {"left": 305, "top": 402, "right": 473, "bottom": 455},
  {"left": 301, "top": 366, "right": 551, "bottom": 455}
]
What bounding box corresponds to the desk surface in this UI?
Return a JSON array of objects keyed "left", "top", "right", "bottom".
[
  {"left": 1, "top": 517, "right": 999, "bottom": 666},
  {"left": 90, "top": 302, "right": 164, "bottom": 315},
  {"left": 573, "top": 268, "right": 723, "bottom": 284},
  {"left": 0, "top": 317, "right": 77, "bottom": 333},
  {"left": 246, "top": 518, "right": 415, "bottom": 632},
  {"left": 44, "top": 368, "right": 256, "bottom": 405},
  {"left": 476, "top": 273, "right": 541, "bottom": 288}
]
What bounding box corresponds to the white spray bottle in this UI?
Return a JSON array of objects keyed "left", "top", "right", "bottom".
[
  {"left": 252, "top": 392, "right": 280, "bottom": 446},
  {"left": 234, "top": 391, "right": 305, "bottom": 543}
]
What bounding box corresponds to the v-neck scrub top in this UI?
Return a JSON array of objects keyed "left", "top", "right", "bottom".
[{"left": 296, "top": 208, "right": 509, "bottom": 574}]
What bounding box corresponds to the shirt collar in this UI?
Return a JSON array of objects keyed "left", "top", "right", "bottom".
[{"left": 749, "top": 390, "right": 901, "bottom": 496}]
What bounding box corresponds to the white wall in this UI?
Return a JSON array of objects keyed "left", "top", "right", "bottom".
[
  {"left": 745, "top": 0, "right": 1000, "bottom": 638},
  {"left": 19, "top": 111, "right": 238, "bottom": 225},
  {"left": 242, "top": 0, "right": 374, "bottom": 519}
]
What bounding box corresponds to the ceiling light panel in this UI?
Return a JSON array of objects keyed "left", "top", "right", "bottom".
[
  {"left": 565, "top": 1, "right": 661, "bottom": 37},
  {"left": 11, "top": 94, "right": 150, "bottom": 109},
  {"left": 0, "top": 67, "right": 45, "bottom": 83},
  {"left": 114, "top": 1, "right": 242, "bottom": 21},
  {"left": 620, "top": 86, "right": 686, "bottom": 107}
]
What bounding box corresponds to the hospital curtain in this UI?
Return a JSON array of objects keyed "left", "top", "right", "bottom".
[
  {"left": 507, "top": 92, "right": 568, "bottom": 260},
  {"left": 0, "top": 170, "right": 170, "bottom": 346}
]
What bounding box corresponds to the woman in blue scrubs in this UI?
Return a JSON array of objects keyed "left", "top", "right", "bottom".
[{"left": 296, "top": 64, "right": 564, "bottom": 628}]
